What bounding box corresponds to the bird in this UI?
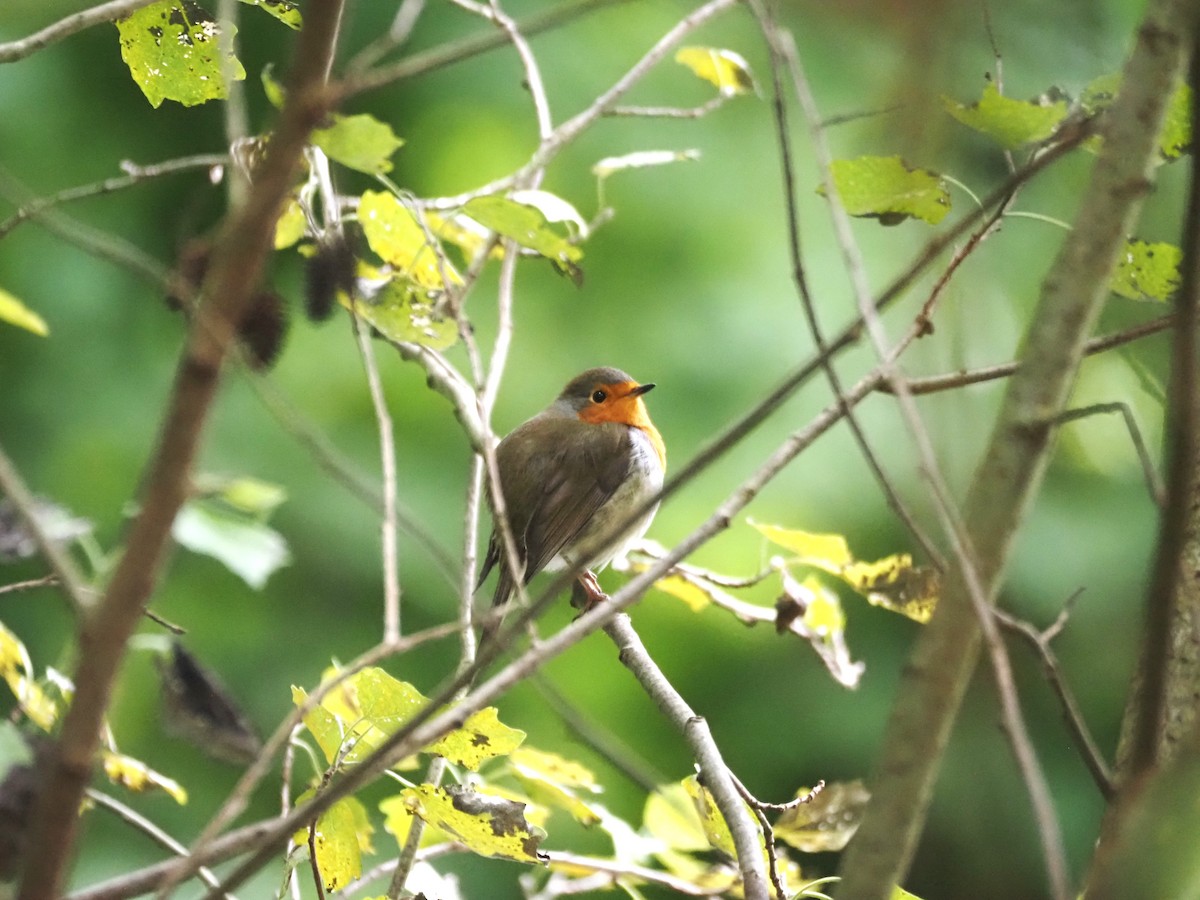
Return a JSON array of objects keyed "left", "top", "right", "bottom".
[{"left": 477, "top": 367, "right": 666, "bottom": 630}]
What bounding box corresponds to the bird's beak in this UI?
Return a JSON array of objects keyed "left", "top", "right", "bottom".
[{"left": 629, "top": 382, "right": 656, "bottom": 397}]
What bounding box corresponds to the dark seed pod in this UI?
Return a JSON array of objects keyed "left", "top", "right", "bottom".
[
  {"left": 304, "top": 230, "right": 358, "bottom": 323},
  {"left": 159, "top": 641, "right": 262, "bottom": 766}
]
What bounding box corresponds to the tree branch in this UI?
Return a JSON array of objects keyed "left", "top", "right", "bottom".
[
  {"left": 16, "top": 5, "right": 347, "bottom": 895},
  {"left": 837, "top": 1, "right": 1196, "bottom": 896},
  {"left": 0, "top": 0, "right": 159, "bottom": 63}
]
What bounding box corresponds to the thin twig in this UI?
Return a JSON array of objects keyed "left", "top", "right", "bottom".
[
  {"left": 1057, "top": 402, "right": 1166, "bottom": 507},
  {"left": 753, "top": 0, "right": 946, "bottom": 572},
  {"left": 608, "top": 96, "right": 730, "bottom": 118},
  {"left": 0, "top": 0, "right": 159, "bottom": 63},
  {"left": 343, "top": 0, "right": 633, "bottom": 96},
  {"left": 993, "top": 601, "right": 1116, "bottom": 799},
  {"left": 893, "top": 315, "right": 1175, "bottom": 395},
  {"left": 85, "top": 790, "right": 229, "bottom": 896},
  {"left": 603, "top": 613, "right": 770, "bottom": 900},
  {"left": 773, "top": 17, "right": 1071, "bottom": 899},
  {"left": 0, "top": 442, "right": 92, "bottom": 618},
  {"left": 345, "top": 0, "right": 427, "bottom": 72},
  {"left": 0, "top": 154, "right": 230, "bottom": 239},
  {"left": 0, "top": 575, "right": 57, "bottom": 596}
]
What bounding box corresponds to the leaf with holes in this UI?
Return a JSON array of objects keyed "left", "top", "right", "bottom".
[
  {"left": 116, "top": 0, "right": 246, "bottom": 108},
  {"left": 401, "top": 784, "right": 548, "bottom": 863},
  {"left": 1111, "top": 240, "right": 1181, "bottom": 302}
]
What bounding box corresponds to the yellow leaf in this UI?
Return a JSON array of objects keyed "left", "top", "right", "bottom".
[
  {"left": 431, "top": 706, "right": 526, "bottom": 771},
  {"left": 401, "top": 783, "right": 547, "bottom": 863},
  {"left": 102, "top": 752, "right": 188, "bottom": 804},
  {"left": 293, "top": 791, "right": 363, "bottom": 891},
  {"left": 0, "top": 288, "right": 48, "bottom": 336},
  {"left": 749, "top": 521, "right": 852, "bottom": 570},
  {"left": 675, "top": 46, "right": 757, "bottom": 96},
  {"left": 842, "top": 555, "right": 939, "bottom": 623},
  {"left": 274, "top": 196, "right": 307, "bottom": 249},
  {"left": 652, "top": 573, "right": 713, "bottom": 611},
  {"left": 0, "top": 622, "right": 58, "bottom": 730},
  {"left": 801, "top": 575, "right": 846, "bottom": 634},
  {"left": 509, "top": 746, "right": 602, "bottom": 826},
  {"left": 682, "top": 775, "right": 764, "bottom": 859},
  {"left": 644, "top": 782, "right": 710, "bottom": 852},
  {"left": 358, "top": 190, "right": 460, "bottom": 290}
]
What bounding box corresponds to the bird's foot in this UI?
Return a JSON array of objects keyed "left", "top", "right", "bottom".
[{"left": 570, "top": 570, "right": 609, "bottom": 610}]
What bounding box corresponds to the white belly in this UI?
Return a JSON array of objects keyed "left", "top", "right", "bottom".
[{"left": 555, "top": 427, "right": 663, "bottom": 571}]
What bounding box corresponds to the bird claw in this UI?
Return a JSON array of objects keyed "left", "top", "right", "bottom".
[{"left": 570, "top": 570, "right": 609, "bottom": 610}]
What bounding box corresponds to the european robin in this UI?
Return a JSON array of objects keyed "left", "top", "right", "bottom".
[{"left": 478, "top": 367, "right": 666, "bottom": 624}]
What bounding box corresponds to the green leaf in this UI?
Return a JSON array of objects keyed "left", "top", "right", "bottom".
[
  {"left": 359, "top": 190, "right": 460, "bottom": 290},
  {"left": 943, "top": 81, "right": 1068, "bottom": 149},
  {"left": 400, "top": 784, "right": 548, "bottom": 863},
  {"left": 293, "top": 791, "right": 363, "bottom": 891},
  {"left": 1084, "top": 74, "right": 1191, "bottom": 161},
  {"left": 462, "top": 195, "right": 583, "bottom": 278},
  {"left": 172, "top": 498, "right": 290, "bottom": 589},
  {"left": 0, "top": 288, "right": 48, "bottom": 337},
  {"left": 313, "top": 113, "right": 404, "bottom": 175},
  {"left": 1111, "top": 239, "right": 1181, "bottom": 302},
  {"left": 675, "top": 46, "right": 757, "bottom": 95},
  {"left": 193, "top": 473, "right": 287, "bottom": 518},
  {"left": 116, "top": 0, "right": 246, "bottom": 108},
  {"left": 682, "top": 775, "right": 765, "bottom": 859},
  {"left": 238, "top": 0, "right": 301, "bottom": 29},
  {"left": 823, "top": 156, "right": 950, "bottom": 226},
  {"left": 344, "top": 280, "right": 458, "bottom": 350},
  {"left": 774, "top": 779, "right": 870, "bottom": 853},
  {"left": 293, "top": 668, "right": 524, "bottom": 770}
]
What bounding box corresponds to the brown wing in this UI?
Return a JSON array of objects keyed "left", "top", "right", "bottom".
[{"left": 479, "top": 417, "right": 631, "bottom": 606}]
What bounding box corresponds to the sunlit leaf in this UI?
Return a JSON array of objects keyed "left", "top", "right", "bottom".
[
  {"left": 292, "top": 791, "right": 363, "bottom": 890},
  {"left": 0, "top": 288, "right": 47, "bottom": 337},
  {"left": 823, "top": 156, "right": 950, "bottom": 225},
  {"left": 431, "top": 706, "right": 525, "bottom": 771},
  {"left": 841, "top": 555, "right": 939, "bottom": 624},
  {"left": 274, "top": 196, "right": 307, "bottom": 249},
  {"left": 102, "top": 752, "right": 188, "bottom": 804},
  {"left": 400, "top": 783, "right": 548, "bottom": 863},
  {"left": 294, "top": 668, "right": 523, "bottom": 770},
  {"left": 1111, "top": 240, "right": 1181, "bottom": 302},
  {"left": 509, "top": 190, "right": 588, "bottom": 239},
  {"left": 193, "top": 473, "right": 287, "bottom": 518},
  {"left": 116, "top": 0, "right": 246, "bottom": 108},
  {"left": 343, "top": 281, "right": 458, "bottom": 350},
  {"left": 380, "top": 792, "right": 452, "bottom": 848},
  {"left": 675, "top": 46, "right": 757, "bottom": 95},
  {"left": 750, "top": 522, "right": 852, "bottom": 570},
  {"left": 238, "top": 0, "right": 301, "bottom": 28},
  {"left": 0, "top": 622, "right": 57, "bottom": 731},
  {"left": 944, "top": 81, "right": 1068, "bottom": 149},
  {"left": 592, "top": 150, "right": 701, "bottom": 178},
  {"left": 313, "top": 113, "right": 404, "bottom": 175},
  {"left": 358, "top": 190, "right": 460, "bottom": 290},
  {"left": 775, "top": 779, "right": 870, "bottom": 853},
  {"left": 463, "top": 195, "right": 583, "bottom": 278},
  {"left": 509, "top": 746, "right": 601, "bottom": 826},
  {"left": 892, "top": 886, "right": 927, "bottom": 900},
  {"left": 172, "top": 498, "right": 290, "bottom": 589},
  {"left": 650, "top": 573, "right": 713, "bottom": 611},
  {"left": 682, "top": 775, "right": 764, "bottom": 859},
  {"left": 776, "top": 571, "right": 864, "bottom": 689},
  {"left": 425, "top": 211, "right": 501, "bottom": 262},
  {"left": 644, "top": 782, "right": 710, "bottom": 852}
]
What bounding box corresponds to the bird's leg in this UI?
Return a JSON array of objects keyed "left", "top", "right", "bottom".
[{"left": 571, "top": 569, "right": 609, "bottom": 609}]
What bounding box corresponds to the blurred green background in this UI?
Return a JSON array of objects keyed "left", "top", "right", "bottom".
[{"left": 0, "top": 0, "right": 1176, "bottom": 897}]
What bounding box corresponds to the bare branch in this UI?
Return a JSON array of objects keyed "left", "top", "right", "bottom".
[{"left": 0, "top": 0, "right": 159, "bottom": 63}]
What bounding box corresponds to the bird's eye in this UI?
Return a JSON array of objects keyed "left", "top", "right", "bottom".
[{"left": 591, "top": 389, "right": 607, "bottom": 403}]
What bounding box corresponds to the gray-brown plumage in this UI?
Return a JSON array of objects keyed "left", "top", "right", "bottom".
[{"left": 477, "top": 367, "right": 666, "bottom": 622}]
